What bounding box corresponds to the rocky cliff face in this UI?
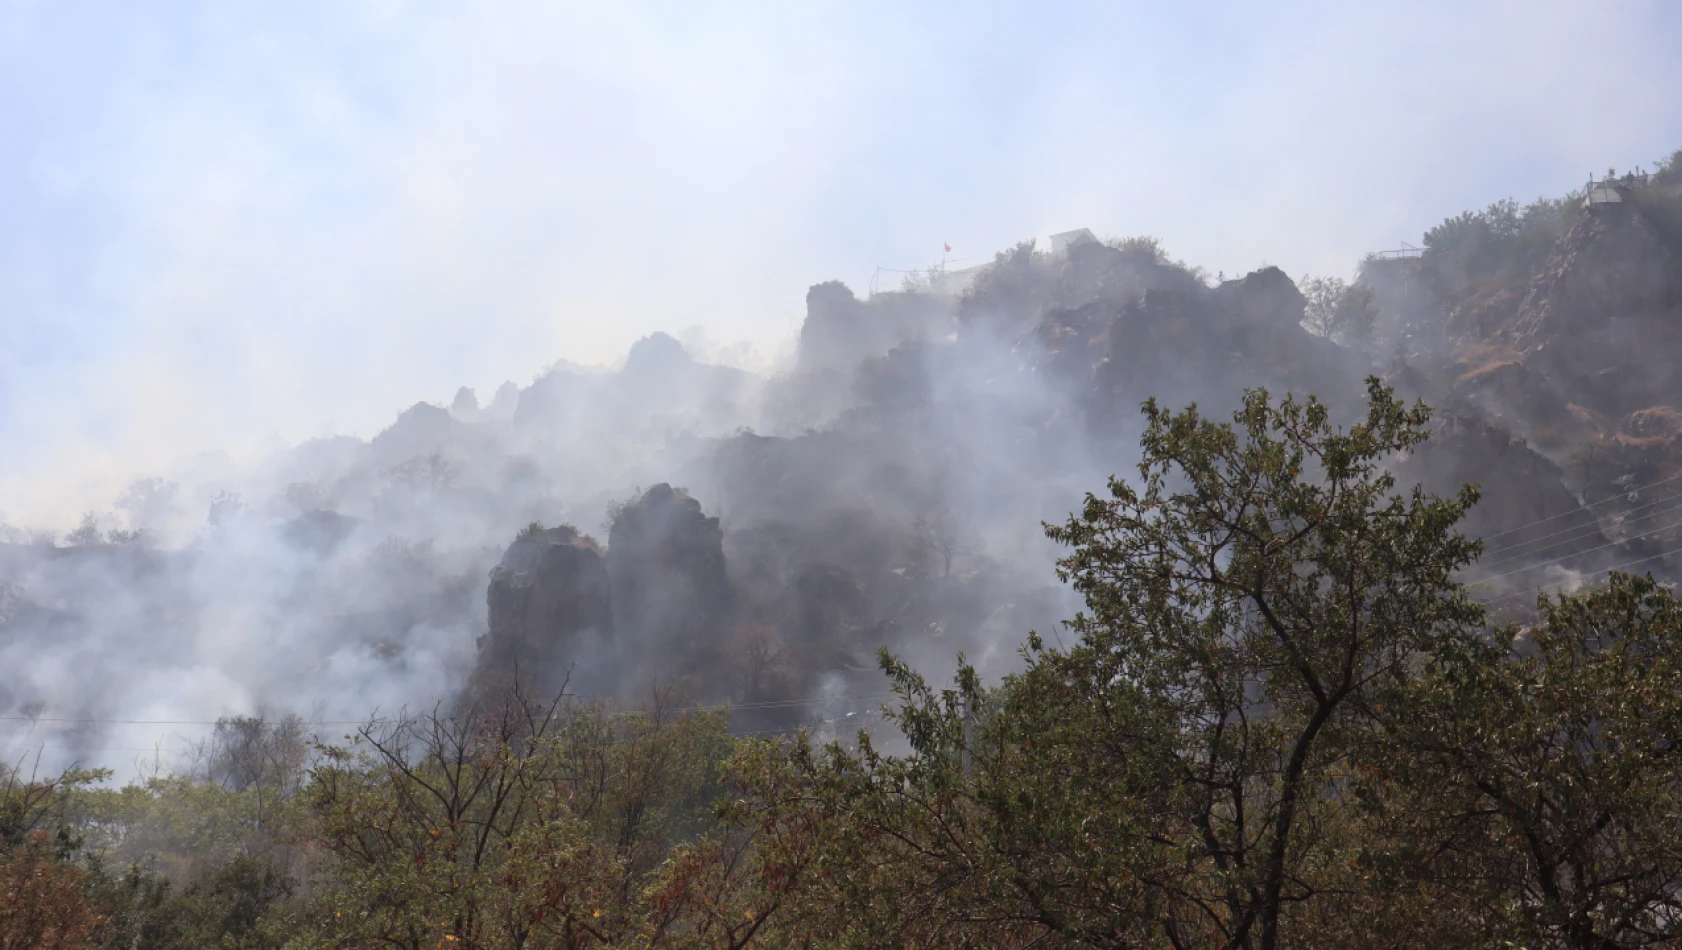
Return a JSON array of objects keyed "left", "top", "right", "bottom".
[
  {"left": 27, "top": 192, "right": 1682, "bottom": 761},
  {"left": 1440, "top": 198, "right": 1682, "bottom": 442},
  {"left": 1378, "top": 183, "right": 1682, "bottom": 591},
  {"left": 477, "top": 525, "right": 612, "bottom": 695},
  {"left": 1091, "top": 269, "right": 1363, "bottom": 424},
  {"left": 476, "top": 487, "right": 741, "bottom": 702},
  {"left": 1398, "top": 413, "right": 1598, "bottom": 550},
  {"left": 606, "top": 483, "right": 732, "bottom": 694}
]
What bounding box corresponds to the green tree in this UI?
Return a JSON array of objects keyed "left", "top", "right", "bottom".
[
  {"left": 744, "top": 380, "right": 1486, "bottom": 949},
  {"left": 1299, "top": 276, "right": 1377, "bottom": 347},
  {"left": 1382, "top": 572, "right": 1682, "bottom": 949},
  {"left": 1035, "top": 379, "right": 1482, "bottom": 949}
]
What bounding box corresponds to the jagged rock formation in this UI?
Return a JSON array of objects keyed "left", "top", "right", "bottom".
[
  {"left": 606, "top": 484, "right": 732, "bottom": 694},
  {"left": 516, "top": 332, "right": 756, "bottom": 442},
  {"left": 477, "top": 525, "right": 612, "bottom": 694},
  {"left": 451, "top": 386, "right": 479, "bottom": 418},
  {"left": 1001, "top": 258, "right": 1365, "bottom": 430},
  {"left": 1507, "top": 202, "right": 1682, "bottom": 365},
  {"left": 1093, "top": 271, "right": 1363, "bottom": 422},
  {"left": 370, "top": 402, "right": 462, "bottom": 468},
  {"left": 1367, "top": 181, "right": 1682, "bottom": 591},
  {"left": 798, "top": 281, "right": 953, "bottom": 375},
  {"left": 1432, "top": 200, "right": 1682, "bottom": 453},
  {"left": 1212, "top": 265, "right": 1309, "bottom": 329},
  {"left": 763, "top": 283, "right": 953, "bottom": 433},
  {"left": 24, "top": 184, "right": 1682, "bottom": 761}
]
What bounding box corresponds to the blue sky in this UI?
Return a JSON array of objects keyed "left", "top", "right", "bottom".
[{"left": 3, "top": 0, "right": 1681, "bottom": 522}]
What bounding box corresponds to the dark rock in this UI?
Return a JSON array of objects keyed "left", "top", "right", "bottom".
[
  {"left": 1397, "top": 413, "right": 1599, "bottom": 554},
  {"left": 623, "top": 331, "right": 693, "bottom": 379},
  {"left": 1214, "top": 266, "right": 1308, "bottom": 329},
  {"left": 795, "top": 281, "right": 953, "bottom": 376},
  {"left": 451, "top": 386, "right": 479, "bottom": 415},
  {"left": 607, "top": 484, "right": 732, "bottom": 692},
  {"left": 1090, "top": 272, "right": 1363, "bottom": 426},
  {"left": 478, "top": 525, "right": 612, "bottom": 694},
  {"left": 370, "top": 402, "right": 459, "bottom": 467}
]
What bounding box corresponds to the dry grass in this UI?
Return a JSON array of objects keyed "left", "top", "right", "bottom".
[{"left": 1452, "top": 342, "right": 1522, "bottom": 387}]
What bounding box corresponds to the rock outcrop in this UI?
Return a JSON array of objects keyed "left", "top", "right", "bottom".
[
  {"left": 1398, "top": 414, "right": 1598, "bottom": 552},
  {"left": 607, "top": 484, "right": 732, "bottom": 693},
  {"left": 370, "top": 402, "right": 462, "bottom": 469},
  {"left": 515, "top": 333, "right": 757, "bottom": 443},
  {"left": 1503, "top": 203, "right": 1682, "bottom": 423},
  {"left": 1436, "top": 199, "right": 1682, "bottom": 440},
  {"left": 1212, "top": 266, "right": 1308, "bottom": 329},
  {"left": 478, "top": 525, "right": 612, "bottom": 694},
  {"left": 1368, "top": 186, "right": 1682, "bottom": 592},
  {"left": 1086, "top": 269, "right": 1363, "bottom": 426}
]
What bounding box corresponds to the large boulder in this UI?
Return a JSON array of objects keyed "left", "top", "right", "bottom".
[
  {"left": 1088, "top": 272, "right": 1362, "bottom": 427},
  {"left": 369, "top": 402, "right": 460, "bottom": 469},
  {"left": 796, "top": 281, "right": 953, "bottom": 374}
]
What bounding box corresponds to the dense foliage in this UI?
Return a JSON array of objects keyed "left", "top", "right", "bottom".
[
  {"left": 1422, "top": 195, "right": 1579, "bottom": 287},
  {"left": 7, "top": 381, "right": 1682, "bottom": 948}
]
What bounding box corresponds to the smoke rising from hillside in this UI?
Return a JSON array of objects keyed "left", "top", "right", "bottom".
[
  {"left": 7, "top": 229, "right": 1364, "bottom": 772},
  {"left": 0, "top": 254, "right": 1113, "bottom": 773},
  {"left": 6, "top": 2, "right": 1681, "bottom": 538},
  {"left": 10, "top": 177, "right": 1682, "bottom": 776}
]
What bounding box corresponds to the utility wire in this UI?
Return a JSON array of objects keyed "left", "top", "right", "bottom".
[
  {"left": 2, "top": 745, "right": 189, "bottom": 757},
  {"left": 1477, "top": 543, "right": 1682, "bottom": 608},
  {"left": 4, "top": 718, "right": 884, "bottom": 758},
  {"left": 1475, "top": 469, "right": 1682, "bottom": 545},
  {"left": 3, "top": 699, "right": 899, "bottom": 758},
  {"left": 1480, "top": 489, "right": 1682, "bottom": 561},
  {"left": 1469, "top": 514, "right": 1682, "bottom": 584}
]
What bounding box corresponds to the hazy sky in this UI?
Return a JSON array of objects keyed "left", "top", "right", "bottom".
[{"left": 4, "top": 0, "right": 1680, "bottom": 524}]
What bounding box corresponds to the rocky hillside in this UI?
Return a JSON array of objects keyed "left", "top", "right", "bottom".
[
  {"left": 5, "top": 156, "right": 1682, "bottom": 762},
  {"left": 1358, "top": 163, "right": 1682, "bottom": 604}
]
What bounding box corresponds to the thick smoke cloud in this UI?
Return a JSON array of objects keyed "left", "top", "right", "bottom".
[
  {"left": 7, "top": 191, "right": 1680, "bottom": 776},
  {"left": 7, "top": 2, "right": 1682, "bottom": 537},
  {"left": 0, "top": 237, "right": 1177, "bottom": 773}
]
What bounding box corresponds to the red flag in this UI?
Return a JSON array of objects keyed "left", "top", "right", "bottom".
[{"left": 944, "top": 243, "right": 952, "bottom": 252}]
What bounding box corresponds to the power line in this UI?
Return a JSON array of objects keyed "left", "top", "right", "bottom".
[
  {"left": 4, "top": 718, "right": 890, "bottom": 758},
  {"left": 1469, "top": 514, "right": 1682, "bottom": 585},
  {"left": 1477, "top": 542, "right": 1682, "bottom": 608},
  {"left": 1476, "top": 469, "right": 1682, "bottom": 545},
  {"left": 2, "top": 696, "right": 903, "bottom": 759},
  {"left": 1480, "top": 489, "right": 1682, "bottom": 560},
  {"left": 3, "top": 744, "right": 190, "bottom": 758}
]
